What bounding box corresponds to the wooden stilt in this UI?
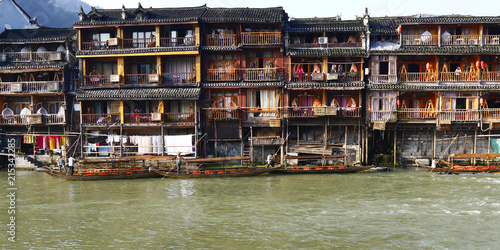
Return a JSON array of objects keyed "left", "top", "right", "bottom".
[
  {"left": 424, "top": 129, "right": 429, "bottom": 155},
  {"left": 214, "top": 120, "right": 218, "bottom": 157},
  {"left": 416, "top": 129, "right": 421, "bottom": 153},
  {"left": 433, "top": 129, "right": 436, "bottom": 159},
  {"left": 393, "top": 129, "right": 397, "bottom": 168},
  {"left": 463, "top": 133, "right": 468, "bottom": 154},
  {"left": 401, "top": 128, "right": 405, "bottom": 153}
]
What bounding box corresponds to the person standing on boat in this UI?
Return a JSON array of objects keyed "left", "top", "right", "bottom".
[
  {"left": 176, "top": 152, "right": 183, "bottom": 173},
  {"left": 431, "top": 158, "right": 440, "bottom": 168},
  {"left": 68, "top": 156, "right": 76, "bottom": 175},
  {"left": 56, "top": 155, "right": 66, "bottom": 172},
  {"left": 267, "top": 154, "right": 275, "bottom": 168}
]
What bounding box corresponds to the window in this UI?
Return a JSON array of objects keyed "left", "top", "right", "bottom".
[
  {"left": 92, "top": 33, "right": 110, "bottom": 43},
  {"left": 7, "top": 98, "right": 30, "bottom": 114},
  {"left": 91, "top": 63, "right": 117, "bottom": 75},
  {"left": 169, "top": 100, "right": 194, "bottom": 113},
  {"left": 132, "top": 31, "right": 155, "bottom": 48},
  {"left": 41, "top": 97, "right": 63, "bottom": 114},
  {"left": 211, "top": 90, "right": 237, "bottom": 108},
  {"left": 248, "top": 89, "right": 276, "bottom": 117},
  {"left": 247, "top": 51, "right": 276, "bottom": 68}
]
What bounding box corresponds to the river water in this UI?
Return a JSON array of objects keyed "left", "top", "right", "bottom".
[{"left": 1, "top": 169, "right": 500, "bottom": 249}]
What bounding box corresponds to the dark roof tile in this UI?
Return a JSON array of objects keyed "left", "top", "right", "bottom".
[
  {"left": 0, "top": 28, "right": 76, "bottom": 43},
  {"left": 398, "top": 15, "right": 500, "bottom": 24},
  {"left": 369, "top": 17, "right": 398, "bottom": 34},
  {"left": 76, "top": 88, "right": 200, "bottom": 100},
  {"left": 201, "top": 7, "right": 286, "bottom": 23},
  {"left": 285, "top": 18, "right": 366, "bottom": 32},
  {"left": 287, "top": 47, "right": 366, "bottom": 57},
  {"left": 202, "top": 81, "right": 283, "bottom": 88},
  {"left": 286, "top": 82, "right": 365, "bottom": 89}
]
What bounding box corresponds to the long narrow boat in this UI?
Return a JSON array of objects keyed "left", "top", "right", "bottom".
[
  {"left": 42, "top": 167, "right": 161, "bottom": 181},
  {"left": 272, "top": 154, "right": 373, "bottom": 174},
  {"left": 152, "top": 156, "right": 275, "bottom": 178},
  {"left": 417, "top": 153, "right": 500, "bottom": 173},
  {"left": 272, "top": 165, "right": 374, "bottom": 174}
]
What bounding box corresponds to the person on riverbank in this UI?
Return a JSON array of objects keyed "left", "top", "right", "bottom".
[
  {"left": 176, "top": 152, "right": 183, "bottom": 174},
  {"left": 68, "top": 156, "right": 76, "bottom": 175},
  {"left": 267, "top": 154, "right": 275, "bottom": 168},
  {"left": 56, "top": 155, "right": 66, "bottom": 172}
]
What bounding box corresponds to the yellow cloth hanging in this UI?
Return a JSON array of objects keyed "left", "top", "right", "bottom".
[{"left": 49, "top": 137, "right": 55, "bottom": 150}]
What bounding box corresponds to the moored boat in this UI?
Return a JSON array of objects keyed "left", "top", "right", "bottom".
[
  {"left": 417, "top": 153, "right": 500, "bottom": 173},
  {"left": 42, "top": 167, "right": 161, "bottom": 181},
  {"left": 151, "top": 166, "right": 275, "bottom": 178},
  {"left": 272, "top": 165, "right": 374, "bottom": 174}
]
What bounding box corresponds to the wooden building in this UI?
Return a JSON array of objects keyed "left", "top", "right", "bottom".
[
  {"left": 367, "top": 14, "right": 500, "bottom": 165},
  {"left": 0, "top": 27, "right": 78, "bottom": 156},
  {"left": 74, "top": 4, "right": 204, "bottom": 158},
  {"left": 199, "top": 7, "right": 288, "bottom": 164}
]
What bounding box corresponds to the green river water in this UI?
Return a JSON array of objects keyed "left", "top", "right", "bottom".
[{"left": 1, "top": 169, "right": 500, "bottom": 249}]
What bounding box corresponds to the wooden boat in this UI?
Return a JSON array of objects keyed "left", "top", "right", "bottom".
[
  {"left": 272, "top": 165, "right": 374, "bottom": 174},
  {"left": 42, "top": 167, "right": 161, "bottom": 181},
  {"left": 273, "top": 154, "right": 373, "bottom": 174},
  {"left": 152, "top": 156, "right": 275, "bottom": 178},
  {"left": 416, "top": 153, "right": 500, "bottom": 173}
]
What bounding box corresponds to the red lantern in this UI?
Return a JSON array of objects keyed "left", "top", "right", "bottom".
[
  {"left": 476, "top": 61, "right": 480, "bottom": 68},
  {"left": 480, "top": 98, "right": 484, "bottom": 106},
  {"left": 397, "top": 26, "right": 401, "bottom": 34},
  {"left": 396, "top": 99, "right": 401, "bottom": 107},
  {"left": 426, "top": 63, "right": 430, "bottom": 70},
  {"left": 481, "top": 61, "right": 485, "bottom": 68}
]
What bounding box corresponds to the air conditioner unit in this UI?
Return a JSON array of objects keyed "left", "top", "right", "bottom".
[
  {"left": 0, "top": 53, "right": 6, "bottom": 62},
  {"left": 28, "top": 114, "right": 43, "bottom": 125},
  {"left": 47, "top": 82, "right": 59, "bottom": 92},
  {"left": 327, "top": 73, "right": 338, "bottom": 80},
  {"left": 11, "top": 83, "right": 23, "bottom": 92},
  {"left": 110, "top": 74, "right": 121, "bottom": 83},
  {"left": 107, "top": 38, "right": 120, "bottom": 46},
  {"left": 151, "top": 113, "right": 162, "bottom": 121},
  {"left": 49, "top": 51, "right": 62, "bottom": 61},
  {"left": 148, "top": 74, "right": 159, "bottom": 83},
  {"left": 318, "top": 37, "right": 328, "bottom": 44}
]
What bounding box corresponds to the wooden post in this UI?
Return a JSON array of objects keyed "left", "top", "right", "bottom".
[
  {"left": 488, "top": 130, "right": 491, "bottom": 154},
  {"left": 393, "top": 129, "right": 397, "bottom": 168},
  {"left": 161, "top": 125, "right": 164, "bottom": 157},
  {"left": 344, "top": 126, "right": 348, "bottom": 165},
  {"left": 214, "top": 120, "right": 218, "bottom": 157},
  {"left": 250, "top": 126, "right": 253, "bottom": 164},
  {"left": 433, "top": 129, "right": 436, "bottom": 158},
  {"left": 120, "top": 124, "right": 123, "bottom": 157}
]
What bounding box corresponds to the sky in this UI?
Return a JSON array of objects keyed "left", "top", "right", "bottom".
[{"left": 81, "top": 0, "right": 500, "bottom": 19}]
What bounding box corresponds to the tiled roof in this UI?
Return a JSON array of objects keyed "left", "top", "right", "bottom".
[
  {"left": 0, "top": 28, "right": 76, "bottom": 43},
  {"left": 201, "top": 7, "right": 286, "bottom": 23},
  {"left": 398, "top": 15, "right": 500, "bottom": 24},
  {"left": 202, "top": 81, "right": 283, "bottom": 88},
  {"left": 201, "top": 46, "right": 242, "bottom": 51},
  {"left": 370, "top": 45, "right": 500, "bottom": 55},
  {"left": 286, "top": 81, "right": 365, "bottom": 89},
  {"left": 285, "top": 18, "right": 366, "bottom": 32},
  {"left": 76, "top": 46, "right": 199, "bottom": 56},
  {"left": 368, "top": 84, "right": 500, "bottom": 91},
  {"left": 74, "top": 6, "right": 206, "bottom": 26},
  {"left": 76, "top": 88, "right": 200, "bottom": 100},
  {"left": 287, "top": 47, "right": 366, "bottom": 57},
  {"left": 369, "top": 17, "right": 398, "bottom": 34}
]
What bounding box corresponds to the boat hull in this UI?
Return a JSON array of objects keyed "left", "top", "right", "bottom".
[
  {"left": 422, "top": 166, "right": 500, "bottom": 173},
  {"left": 43, "top": 168, "right": 161, "bottom": 181},
  {"left": 152, "top": 167, "right": 275, "bottom": 178},
  {"left": 272, "top": 165, "right": 373, "bottom": 174}
]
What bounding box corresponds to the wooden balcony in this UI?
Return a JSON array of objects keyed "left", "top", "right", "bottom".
[
  {"left": 245, "top": 68, "right": 281, "bottom": 81},
  {"left": 0, "top": 81, "right": 62, "bottom": 93},
  {"left": 401, "top": 35, "right": 438, "bottom": 45},
  {"left": 397, "top": 108, "right": 437, "bottom": 120},
  {"left": 481, "top": 109, "right": 500, "bottom": 120},
  {"left": 124, "top": 113, "right": 154, "bottom": 124},
  {"left": 439, "top": 72, "right": 479, "bottom": 82},
  {"left": 165, "top": 112, "right": 195, "bottom": 123},
  {"left": 0, "top": 114, "right": 63, "bottom": 125},
  {"left": 481, "top": 71, "right": 500, "bottom": 82},
  {"left": 288, "top": 41, "right": 362, "bottom": 48},
  {"left": 122, "top": 38, "right": 156, "bottom": 48},
  {"left": 162, "top": 72, "right": 196, "bottom": 86},
  {"left": 370, "top": 75, "right": 397, "bottom": 84},
  {"left": 160, "top": 36, "right": 196, "bottom": 47},
  {"left": 241, "top": 32, "right": 281, "bottom": 45},
  {"left": 81, "top": 36, "right": 196, "bottom": 51},
  {"left": 399, "top": 72, "right": 437, "bottom": 83},
  {"left": 206, "top": 108, "right": 240, "bottom": 120},
  {"left": 206, "top": 34, "right": 237, "bottom": 47},
  {"left": 125, "top": 74, "right": 159, "bottom": 84},
  {"left": 483, "top": 35, "right": 500, "bottom": 45},
  {"left": 441, "top": 34, "right": 480, "bottom": 45},
  {"left": 371, "top": 111, "right": 396, "bottom": 122},
  {"left": 207, "top": 69, "right": 240, "bottom": 82},
  {"left": 81, "top": 41, "right": 108, "bottom": 50},
  {"left": 438, "top": 110, "right": 479, "bottom": 122},
  {"left": 82, "top": 113, "right": 120, "bottom": 125},
  {"left": 0, "top": 51, "right": 64, "bottom": 62},
  {"left": 83, "top": 75, "right": 113, "bottom": 86}
]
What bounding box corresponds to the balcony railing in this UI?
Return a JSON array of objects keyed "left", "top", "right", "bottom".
[
  {"left": 206, "top": 108, "right": 240, "bottom": 120},
  {"left": 0, "top": 114, "right": 63, "bottom": 125},
  {"left": 81, "top": 41, "right": 108, "bottom": 50},
  {"left": 370, "top": 75, "right": 397, "bottom": 84},
  {"left": 439, "top": 72, "right": 479, "bottom": 82},
  {"left": 283, "top": 106, "right": 360, "bottom": 118},
  {"left": 441, "top": 35, "right": 480, "bottom": 45},
  {"left": 206, "top": 34, "right": 237, "bottom": 47},
  {"left": 0, "top": 51, "right": 63, "bottom": 62},
  {"left": 398, "top": 108, "right": 437, "bottom": 119},
  {"left": 481, "top": 71, "right": 500, "bottom": 81},
  {"left": 399, "top": 72, "right": 438, "bottom": 83},
  {"left": 481, "top": 108, "right": 500, "bottom": 119},
  {"left": 207, "top": 69, "right": 240, "bottom": 81},
  {"left": 483, "top": 35, "right": 500, "bottom": 45},
  {"left": 162, "top": 72, "right": 196, "bottom": 85},
  {"left": 0, "top": 81, "right": 62, "bottom": 93},
  {"left": 371, "top": 111, "right": 396, "bottom": 121},
  {"left": 122, "top": 38, "right": 156, "bottom": 48},
  {"left": 401, "top": 35, "right": 439, "bottom": 45},
  {"left": 82, "top": 114, "right": 120, "bottom": 125},
  {"left": 83, "top": 75, "right": 113, "bottom": 86},
  {"left": 165, "top": 112, "right": 195, "bottom": 123},
  {"left": 125, "top": 74, "right": 159, "bottom": 84},
  {"left": 245, "top": 68, "right": 281, "bottom": 81},
  {"left": 288, "top": 41, "right": 362, "bottom": 48},
  {"left": 160, "top": 36, "right": 196, "bottom": 47},
  {"left": 124, "top": 113, "right": 153, "bottom": 124},
  {"left": 241, "top": 32, "right": 281, "bottom": 45},
  {"left": 438, "top": 110, "right": 479, "bottom": 122}
]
